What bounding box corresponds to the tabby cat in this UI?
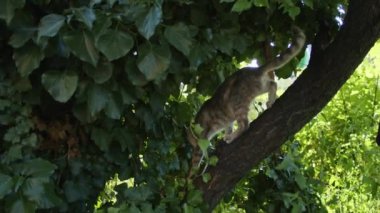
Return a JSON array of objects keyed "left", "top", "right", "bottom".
[{"left": 188, "top": 26, "right": 306, "bottom": 175}]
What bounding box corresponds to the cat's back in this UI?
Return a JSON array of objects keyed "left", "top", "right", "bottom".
[{"left": 212, "top": 67, "right": 261, "bottom": 99}]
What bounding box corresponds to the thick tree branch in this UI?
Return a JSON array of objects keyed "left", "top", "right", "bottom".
[{"left": 195, "top": 0, "right": 380, "bottom": 210}]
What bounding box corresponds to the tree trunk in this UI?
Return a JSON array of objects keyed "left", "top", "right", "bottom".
[{"left": 194, "top": 0, "right": 380, "bottom": 210}]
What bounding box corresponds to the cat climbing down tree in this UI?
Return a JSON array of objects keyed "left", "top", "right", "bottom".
[{"left": 188, "top": 26, "right": 306, "bottom": 176}]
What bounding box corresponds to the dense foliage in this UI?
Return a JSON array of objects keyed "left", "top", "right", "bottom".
[
  {"left": 296, "top": 45, "right": 380, "bottom": 211},
  {"left": 2, "top": 0, "right": 374, "bottom": 212}
]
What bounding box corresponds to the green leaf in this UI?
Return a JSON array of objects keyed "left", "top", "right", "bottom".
[
  {"left": 136, "top": 4, "right": 162, "bottom": 40},
  {"left": 14, "top": 159, "right": 57, "bottom": 177},
  {"left": 105, "top": 93, "right": 123, "bottom": 119},
  {"left": 128, "top": 204, "right": 141, "bottom": 213},
  {"left": 0, "top": 173, "right": 13, "bottom": 199},
  {"left": 3, "top": 145, "right": 23, "bottom": 163},
  {"left": 92, "top": 13, "right": 112, "bottom": 40},
  {"left": 231, "top": 0, "right": 252, "bottom": 13},
  {"left": 13, "top": 43, "right": 44, "bottom": 77},
  {"left": 63, "top": 30, "right": 99, "bottom": 66},
  {"left": 149, "top": 92, "right": 165, "bottom": 114},
  {"left": 113, "top": 128, "right": 134, "bottom": 151},
  {"left": 87, "top": 83, "right": 109, "bottom": 116},
  {"left": 0, "top": 0, "right": 25, "bottom": 24},
  {"left": 287, "top": 6, "right": 300, "bottom": 20},
  {"left": 202, "top": 173, "right": 211, "bottom": 183},
  {"left": 124, "top": 186, "right": 153, "bottom": 202},
  {"left": 64, "top": 180, "right": 90, "bottom": 202},
  {"left": 280, "top": 1, "right": 300, "bottom": 20},
  {"left": 189, "top": 42, "right": 214, "bottom": 68},
  {"left": 212, "top": 33, "right": 234, "bottom": 55},
  {"left": 125, "top": 59, "right": 149, "bottom": 86},
  {"left": 198, "top": 139, "right": 210, "bottom": 154},
  {"left": 253, "top": 0, "right": 269, "bottom": 7},
  {"left": 295, "top": 173, "right": 307, "bottom": 190},
  {"left": 96, "top": 29, "right": 134, "bottom": 61},
  {"left": 164, "top": 23, "right": 193, "bottom": 56},
  {"left": 137, "top": 44, "right": 171, "bottom": 81},
  {"left": 119, "top": 86, "right": 137, "bottom": 105},
  {"left": 9, "top": 29, "right": 35, "bottom": 48},
  {"left": 38, "top": 14, "right": 65, "bottom": 38},
  {"left": 91, "top": 127, "right": 111, "bottom": 152},
  {"left": 84, "top": 60, "right": 113, "bottom": 84},
  {"left": 9, "top": 196, "right": 36, "bottom": 213},
  {"left": 23, "top": 179, "right": 62, "bottom": 208},
  {"left": 275, "top": 155, "right": 297, "bottom": 172},
  {"left": 209, "top": 156, "right": 219, "bottom": 166},
  {"left": 41, "top": 70, "right": 78, "bottom": 103},
  {"left": 73, "top": 103, "right": 94, "bottom": 123},
  {"left": 187, "top": 190, "right": 203, "bottom": 206},
  {"left": 304, "top": 0, "right": 313, "bottom": 9},
  {"left": 193, "top": 124, "right": 203, "bottom": 136},
  {"left": 73, "top": 7, "right": 96, "bottom": 29}
]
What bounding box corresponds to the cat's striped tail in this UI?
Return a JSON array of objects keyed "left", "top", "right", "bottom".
[{"left": 259, "top": 26, "right": 306, "bottom": 73}]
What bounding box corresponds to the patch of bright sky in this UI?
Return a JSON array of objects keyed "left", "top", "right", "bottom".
[{"left": 336, "top": 4, "right": 346, "bottom": 26}]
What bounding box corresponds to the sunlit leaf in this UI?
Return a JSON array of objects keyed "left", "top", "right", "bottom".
[
  {"left": 209, "top": 156, "right": 219, "bottom": 166},
  {"left": 198, "top": 139, "right": 210, "bottom": 154},
  {"left": 202, "top": 173, "right": 211, "bottom": 183}
]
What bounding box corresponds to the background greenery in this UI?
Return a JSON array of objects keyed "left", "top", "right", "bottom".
[{"left": 0, "top": 0, "right": 378, "bottom": 212}]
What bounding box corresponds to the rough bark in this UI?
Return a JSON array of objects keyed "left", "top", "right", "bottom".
[{"left": 194, "top": 0, "right": 380, "bottom": 210}]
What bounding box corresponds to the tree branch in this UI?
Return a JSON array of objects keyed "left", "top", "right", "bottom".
[{"left": 194, "top": 0, "right": 380, "bottom": 210}]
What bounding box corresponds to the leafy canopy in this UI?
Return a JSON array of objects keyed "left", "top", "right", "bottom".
[{"left": 0, "top": 0, "right": 349, "bottom": 212}]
